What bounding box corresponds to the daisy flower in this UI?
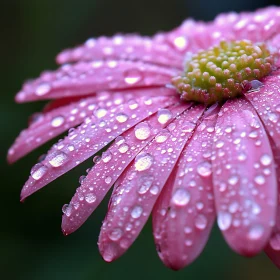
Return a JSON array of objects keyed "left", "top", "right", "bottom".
[{"left": 8, "top": 6, "right": 280, "bottom": 270}]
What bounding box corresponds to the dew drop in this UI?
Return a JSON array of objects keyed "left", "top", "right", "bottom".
[
  {"left": 134, "top": 122, "right": 151, "bottom": 140},
  {"left": 247, "top": 224, "right": 264, "bottom": 240},
  {"left": 62, "top": 204, "right": 72, "bottom": 217},
  {"left": 51, "top": 116, "right": 65, "bottom": 127},
  {"left": 48, "top": 151, "right": 68, "bottom": 167},
  {"left": 135, "top": 153, "right": 153, "bottom": 171},
  {"left": 195, "top": 214, "right": 208, "bottom": 230},
  {"left": 269, "top": 233, "right": 280, "bottom": 250},
  {"left": 157, "top": 109, "right": 172, "bottom": 124},
  {"left": 124, "top": 69, "right": 142, "bottom": 85},
  {"left": 109, "top": 228, "right": 123, "bottom": 241},
  {"left": 217, "top": 212, "right": 232, "bottom": 231},
  {"left": 116, "top": 113, "right": 128, "bottom": 123},
  {"left": 172, "top": 189, "right": 191, "bottom": 206},
  {"left": 85, "top": 193, "right": 96, "bottom": 204},
  {"left": 138, "top": 174, "right": 154, "bottom": 194},
  {"left": 35, "top": 83, "right": 51, "bottom": 96},
  {"left": 197, "top": 161, "right": 212, "bottom": 177},
  {"left": 260, "top": 154, "right": 272, "bottom": 166},
  {"left": 30, "top": 163, "right": 48, "bottom": 180},
  {"left": 131, "top": 206, "right": 143, "bottom": 219},
  {"left": 254, "top": 175, "right": 265, "bottom": 185}
]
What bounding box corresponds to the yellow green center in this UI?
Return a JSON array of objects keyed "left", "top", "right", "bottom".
[{"left": 172, "top": 40, "right": 274, "bottom": 105}]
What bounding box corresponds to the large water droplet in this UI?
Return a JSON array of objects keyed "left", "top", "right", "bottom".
[
  {"left": 35, "top": 83, "right": 51, "bottom": 96},
  {"left": 116, "top": 113, "right": 128, "bottom": 123},
  {"left": 109, "top": 228, "right": 123, "bottom": 241},
  {"left": 51, "top": 116, "right": 65, "bottom": 127},
  {"left": 85, "top": 193, "right": 96, "bottom": 203},
  {"left": 30, "top": 163, "right": 48, "bottom": 180},
  {"left": 217, "top": 212, "right": 232, "bottom": 231},
  {"left": 124, "top": 69, "right": 142, "bottom": 85},
  {"left": 247, "top": 224, "right": 264, "bottom": 240},
  {"left": 135, "top": 153, "right": 153, "bottom": 171},
  {"left": 157, "top": 109, "right": 172, "bottom": 124},
  {"left": 197, "top": 161, "right": 212, "bottom": 177},
  {"left": 134, "top": 122, "right": 151, "bottom": 140},
  {"left": 172, "top": 189, "right": 191, "bottom": 206},
  {"left": 131, "top": 206, "right": 143, "bottom": 218},
  {"left": 48, "top": 151, "right": 68, "bottom": 167},
  {"left": 138, "top": 174, "right": 154, "bottom": 194},
  {"left": 195, "top": 214, "right": 208, "bottom": 230}
]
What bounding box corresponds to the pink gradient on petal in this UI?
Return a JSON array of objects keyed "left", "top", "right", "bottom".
[
  {"left": 213, "top": 98, "right": 277, "bottom": 256},
  {"left": 265, "top": 145, "right": 280, "bottom": 269},
  {"left": 61, "top": 102, "right": 189, "bottom": 234},
  {"left": 98, "top": 105, "right": 205, "bottom": 262},
  {"left": 20, "top": 94, "right": 177, "bottom": 201},
  {"left": 152, "top": 104, "right": 219, "bottom": 270},
  {"left": 245, "top": 69, "right": 280, "bottom": 150},
  {"left": 9, "top": 91, "right": 144, "bottom": 163},
  {"left": 56, "top": 34, "right": 184, "bottom": 68},
  {"left": 15, "top": 61, "right": 178, "bottom": 103}
]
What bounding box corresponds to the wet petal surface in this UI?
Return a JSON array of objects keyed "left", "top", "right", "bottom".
[
  {"left": 213, "top": 98, "right": 277, "bottom": 256},
  {"left": 98, "top": 105, "right": 205, "bottom": 262}
]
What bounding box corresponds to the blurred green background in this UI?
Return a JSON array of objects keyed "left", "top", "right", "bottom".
[{"left": 1, "top": 0, "right": 280, "bottom": 279}]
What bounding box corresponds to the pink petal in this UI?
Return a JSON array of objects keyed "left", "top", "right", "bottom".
[
  {"left": 152, "top": 104, "right": 219, "bottom": 270},
  {"left": 9, "top": 92, "right": 135, "bottom": 163},
  {"left": 213, "top": 98, "right": 277, "bottom": 256},
  {"left": 56, "top": 35, "right": 183, "bottom": 68},
  {"left": 245, "top": 69, "right": 280, "bottom": 150},
  {"left": 211, "top": 7, "right": 280, "bottom": 42},
  {"left": 98, "top": 104, "right": 205, "bottom": 262},
  {"left": 15, "top": 61, "right": 178, "bottom": 103},
  {"left": 265, "top": 146, "right": 280, "bottom": 269},
  {"left": 61, "top": 102, "right": 189, "bottom": 235},
  {"left": 20, "top": 94, "right": 177, "bottom": 201}
]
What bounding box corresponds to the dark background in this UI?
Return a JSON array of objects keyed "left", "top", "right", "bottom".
[{"left": 1, "top": 0, "right": 280, "bottom": 279}]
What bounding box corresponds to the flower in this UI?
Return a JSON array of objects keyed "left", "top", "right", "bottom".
[{"left": 8, "top": 6, "right": 280, "bottom": 270}]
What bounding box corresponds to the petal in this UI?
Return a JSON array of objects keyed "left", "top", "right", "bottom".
[
  {"left": 56, "top": 35, "right": 183, "bottom": 68},
  {"left": 152, "top": 104, "right": 219, "bottom": 270},
  {"left": 265, "top": 146, "right": 280, "bottom": 269},
  {"left": 61, "top": 102, "right": 189, "bottom": 234},
  {"left": 98, "top": 104, "right": 205, "bottom": 262},
  {"left": 212, "top": 7, "right": 280, "bottom": 42},
  {"left": 9, "top": 92, "right": 131, "bottom": 163},
  {"left": 15, "top": 61, "right": 178, "bottom": 103},
  {"left": 245, "top": 69, "right": 280, "bottom": 150},
  {"left": 213, "top": 98, "right": 277, "bottom": 256},
  {"left": 20, "top": 94, "right": 177, "bottom": 201}
]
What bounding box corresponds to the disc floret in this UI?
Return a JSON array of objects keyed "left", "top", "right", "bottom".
[{"left": 172, "top": 40, "right": 274, "bottom": 105}]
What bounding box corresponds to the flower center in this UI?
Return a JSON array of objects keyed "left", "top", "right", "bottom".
[{"left": 172, "top": 40, "right": 274, "bottom": 105}]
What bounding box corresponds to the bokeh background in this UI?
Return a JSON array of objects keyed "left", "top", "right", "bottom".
[{"left": 1, "top": 0, "right": 280, "bottom": 279}]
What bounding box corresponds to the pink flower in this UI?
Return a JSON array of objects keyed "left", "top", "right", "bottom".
[{"left": 8, "top": 6, "right": 280, "bottom": 270}]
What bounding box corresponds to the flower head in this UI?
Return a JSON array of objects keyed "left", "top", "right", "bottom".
[{"left": 8, "top": 6, "right": 280, "bottom": 270}]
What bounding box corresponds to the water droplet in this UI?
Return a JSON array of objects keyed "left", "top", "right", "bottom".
[
  {"left": 102, "top": 151, "right": 112, "bottom": 163},
  {"left": 105, "top": 176, "right": 112, "bottom": 184},
  {"left": 135, "top": 153, "right": 153, "bottom": 171},
  {"left": 260, "top": 154, "right": 272, "bottom": 166},
  {"left": 51, "top": 116, "right": 65, "bottom": 127},
  {"left": 247, "top": 224, "right": 264, "bottom": 240},
  {"left": 118, "top": 143, "right": 129, "bottom": 153},
  {"left": 157, "top": 109, "right": 172, "bottom": 124},
  {"left": 124, "top": 69, "right": 142, "bottom": 85},
  {"left": 131, "top": 206, "right": 143, "bottom": 218},
  {"left": 48, "top": 151, "right": 68, "bottom": 167},
  {"left": 254, "top": 175, "right": 265, "bottom": 185},
  {"left": 172, "top": 189, "right": 191, "bottom": 206},
  {"left": 228, "top": 175, "right": 239, "bottom": 186},
  {"left": 128, "top": 100, "right": 138, "bottom": 110},
  {"left": 217, "top": 212, "right": 232, "bottom": 231},
  {"left": 138, "top": 174, "right": 154, "bottom": 194},
  {"left": 85, "top": 193, "right": 96, "bottom": 203},
  {"left": 269, "top": 233, "right": 280, "bottom": 250},
  {"left": 195, "top": 214, "right": 208, "bottom": 230},
  {"left": 95, "top": 108, "right": 107, "bottom": 118},
  {"left": 30, "top": 163, "right": 47, "bottom": 180},
  {"left": 134, "top": 122, "right": 151, "bottom": 140},
  {"left": 116, "top": 113, "right": 128, "bottom": 123},
  {"left": 197, "top": 161, "right": 212, "bottom": 177},
  {"left": 35, "top": 83, "right": 51, "bottom": 96},
  {"left": 62, "top": 204, "right": 72, "bottom": 217},
  {"left": 109, "top": 228, "right": 123, "bottom": 241}
]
